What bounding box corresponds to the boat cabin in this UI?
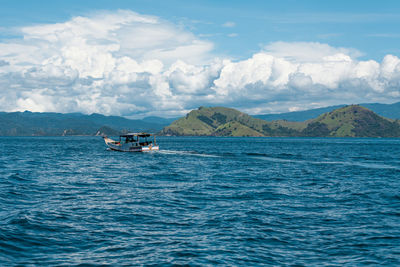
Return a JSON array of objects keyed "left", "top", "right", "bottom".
[{"left": 119, "top": 133, "right": 156, "bottom": 146}]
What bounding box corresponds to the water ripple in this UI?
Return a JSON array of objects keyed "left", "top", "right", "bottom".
[{"left": 0, "top": 136, "right": 399, "bottom": 265}]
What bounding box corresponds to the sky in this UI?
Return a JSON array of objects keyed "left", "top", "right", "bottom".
[{"left": 0, "top": 0, "right": 400, "bottom": 118}]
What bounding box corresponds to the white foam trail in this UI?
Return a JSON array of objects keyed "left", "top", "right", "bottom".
[
  {"left": 251, "top": 156, "right": 301, "bottom": 163},
  {"left": 248, "top": 155, "right": 400, "bottom": 170},
  {"left": 156, "top": 150, "right": 220, "bottom": 158},
  {"left": 313, "top": 161, "right": 400, "bottom": 170}
]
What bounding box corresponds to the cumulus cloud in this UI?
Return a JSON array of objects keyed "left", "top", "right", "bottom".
[
  {"left": 0, "top": 10, "right": 214, "bottom": 115},
  {"left": 0, "top": 10, "right": 399, "bottom": 117},
  {"left": 263, "top": 41, "right": 363, "bottom": 62},
  {"left": 211, "top": 46, "right": 400, "bottom": 114}
]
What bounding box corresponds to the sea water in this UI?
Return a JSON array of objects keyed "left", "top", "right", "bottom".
[{"left": 0, "top": 136, "right": 399, "bottom": 265}]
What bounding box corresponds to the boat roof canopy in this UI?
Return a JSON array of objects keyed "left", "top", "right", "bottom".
[{"left": 120, "top": 133, "right": 153, "bottom": 137}]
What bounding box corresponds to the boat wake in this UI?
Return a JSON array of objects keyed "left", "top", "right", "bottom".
[
  {"left": 312, "top": 160, "right": 400, "bottom": 170},
  {"left": 156, "top": 150, "right": 221, "bottom": 158},
  {"left": 248, "top": 154, "right": 400, "bottom": 170},
  {"left": 156, "top": 149, "right": 399, "bottom": 170}
]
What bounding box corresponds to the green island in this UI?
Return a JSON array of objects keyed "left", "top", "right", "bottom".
[{"left": 161, "top": 105, "right": 400, "bottom": 137}]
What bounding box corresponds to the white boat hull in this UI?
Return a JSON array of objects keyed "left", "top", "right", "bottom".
[{"left": 108, "top": 144, "right": 159, "bottom": 152}]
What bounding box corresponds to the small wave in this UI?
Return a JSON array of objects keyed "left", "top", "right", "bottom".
[
  {"left": 220, "top": 152, "right": 237, "bottom": 157},
  {"left": 8, "top": 173, "right": 30, "bottom": 182},
  {"left": 246, "top": 152, "right": 269, "bottom": 157}
]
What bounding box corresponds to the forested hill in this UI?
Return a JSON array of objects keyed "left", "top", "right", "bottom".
[{"left": 161, "top": 105, "right": 400, "bottom": 137}]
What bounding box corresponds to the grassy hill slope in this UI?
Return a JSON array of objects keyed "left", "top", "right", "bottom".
[
  {"left": 302, "top": 105, "right": 400, "bottom": 137},
  {"left": 254, "top": 101, "right": 400, "bottom": 121},
  {"left": 161, "top": 107, "right": 263, "bottom": 136},
  {"left": 161, "top": 105, "right": 400, "bottom": 137},
  {"left": 161, "top": 106, "right": 303, "bottom": 137}
]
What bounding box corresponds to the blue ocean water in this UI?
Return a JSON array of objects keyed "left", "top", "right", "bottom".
[{"left": 0, "top": 136, "right": 399, "bottom": 266}]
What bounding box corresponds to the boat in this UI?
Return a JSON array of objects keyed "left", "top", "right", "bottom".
[{"left": 103, "top": 133, "right": 159, "bottom": 152}]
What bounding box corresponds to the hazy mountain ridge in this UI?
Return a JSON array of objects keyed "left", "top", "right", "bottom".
[
  {"left": 0, "top": 111, "right": 168, "bottom": 136},
  {"left": 161, "top": 105, "right": 400, "bottom": 137}
]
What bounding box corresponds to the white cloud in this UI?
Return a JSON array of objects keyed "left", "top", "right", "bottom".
[
  {"left": 263, "top": 41, "right": 362, "bottom": 62},
  {"left": 0, "top": 10, "right": 399, "bottom": 117},
  {"left": 0, "top": 10, "right": 215, "bottom": 116},
  {"left": 210, "top": 42, "right": 400, "bottom": 114},
  {"left": 222, "top": 21, "right": 236, "bottom": 28}
]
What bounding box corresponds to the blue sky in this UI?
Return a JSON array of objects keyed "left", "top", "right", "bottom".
[
  {"left": 2, "top": 0, "right": 400, "bottom": 60},
  {"left": 0, "top": 0, "right": 400, "bottom": 117}
]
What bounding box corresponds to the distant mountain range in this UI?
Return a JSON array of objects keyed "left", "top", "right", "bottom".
[
  {"left": 0, "top": 111, "right": 170, "bottom": 136},
  {"left": 1, "top": 102, "right": 400, "bottom": 136},
  {"left": 254, "top": 102, "right": 400, "bottom": 121},
  {"left": 161, "top": 105, "right": 400, "bottom": 137}
]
